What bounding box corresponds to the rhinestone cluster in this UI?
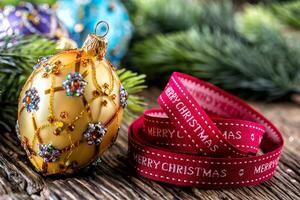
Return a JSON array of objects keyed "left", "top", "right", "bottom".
[
  {"left": 33, "top": 56, "right": 51, "bottom": 70},
  {"left": 44, "top": 62, "right": 60, "bottom": 75},
  {"left": 120, "top": 85, "right": 128, "bottom": 108},
  {"left": 38, "top": 144, "right": 61, "bottom": 163},
  {"left": 83, "top": 123, "right": 107, "bottom": 145},
  {"left": 63, "top": 72, "right": 87, "bottom": 96},
  {"left": 22, "top": 87, "right": 40, "bottom": 112}
]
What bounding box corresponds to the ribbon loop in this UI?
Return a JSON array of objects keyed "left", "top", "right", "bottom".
[{"left": 128, "top": 72, "right": 283, "bottom": 187}]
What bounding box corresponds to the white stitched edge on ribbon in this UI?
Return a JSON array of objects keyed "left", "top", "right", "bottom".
[{"left": 135, "top": 167, "right": 275, "bottom": 185}]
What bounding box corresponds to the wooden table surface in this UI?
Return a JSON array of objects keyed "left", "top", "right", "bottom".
[{"left": 0, "top": 88, "right": 299, "bottom": 200}]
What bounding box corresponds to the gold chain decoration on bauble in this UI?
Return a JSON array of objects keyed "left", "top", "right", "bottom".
[{"left": 17, "top": 21, "right": 128, "bottom": 175}]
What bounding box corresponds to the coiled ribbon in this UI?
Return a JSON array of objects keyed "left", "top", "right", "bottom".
[{"left": 128, "top": 72, "right": 283, "bottom": 188}]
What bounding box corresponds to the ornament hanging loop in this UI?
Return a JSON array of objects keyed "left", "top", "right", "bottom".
[
  {"left": 82, "top": 21, "right": 109, "bottom": 60},
  {"left": 94, "top": 21, "right": 109, "bottom": 38}
]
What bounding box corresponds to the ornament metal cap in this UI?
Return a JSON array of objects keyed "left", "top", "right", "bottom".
[{"left": 82, "top": 21, "right": 109, "bottom": 60}]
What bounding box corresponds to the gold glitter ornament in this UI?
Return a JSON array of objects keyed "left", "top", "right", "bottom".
[
  {"left": 17, "top": 22, "right": 126, "bottom": 175},
  {"left": 56, "top": 37, "right": 78, "bottom": 50}
]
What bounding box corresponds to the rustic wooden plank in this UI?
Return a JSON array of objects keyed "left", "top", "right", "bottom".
[
  {"left": 0, "top": 88, "right": 299, "bottom": 200},
  {"left": 0, "top": 194, "right": 31, "bottom": 200},
  {"left": 0, "top": 132, "right": 44, "bottom": 195},
  {"left": 0, "top": 169, "right": 15, "bottom": 194}
]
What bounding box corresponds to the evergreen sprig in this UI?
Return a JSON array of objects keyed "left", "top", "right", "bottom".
[
  {"left": 127, "top": 0, "right": 300, "bottom": 101},
  {"left": 132, "top": 27, "right": 300, "bottom": 100},
  {"left": 126, "top": 0, "right": 237, "bottom": 39},
  {"left": 270, "top": 1, "right": 300, "bottom": 30},
  {"left": 0, "top": 35, "right": 146, "bottom": 131},
  {"left": 0, "top": 35, "right": 57, "bottom": 131},
  {"left": 117, "top": 69, "right": 147, "bottom": 121},
  {"left": 126, "top": 0, "right": 203, "bottom": 39}
]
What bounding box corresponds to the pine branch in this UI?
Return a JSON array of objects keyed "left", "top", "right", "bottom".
[
  {"left": 236, "top": 4, "right": 283, "bottom": 41},
  {"left": 126, "top": 0, "right": 203, "bottom": 39},
  {"left": 270, "top": 1, "right": 300, "bottom": 30},
  {"left": 0, "top": 35, "right": 57, "bottom": 131},
  {"left": 131, "top": 27, "right": 300, "bottom": 101},
  {"left": 126, "top": 0, "right": 238, "bottom": 40},
  {"left": 128, "top": 0, "right": 300, "bottom": 101},
  {"left": 117, "top": 69, "right": 147, "bottom": 122}
]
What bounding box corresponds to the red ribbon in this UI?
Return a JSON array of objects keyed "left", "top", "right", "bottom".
[{"left": 128, "top": 72, "right": 284, "bottom": 188}]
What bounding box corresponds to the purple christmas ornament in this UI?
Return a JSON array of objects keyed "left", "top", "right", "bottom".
[{"left": 0, "top": 3, "right": 68, "bottom": 39}]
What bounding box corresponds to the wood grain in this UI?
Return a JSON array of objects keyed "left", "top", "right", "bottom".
[{"left": 0, "top": 88, "right": 299, "bottom": 200}]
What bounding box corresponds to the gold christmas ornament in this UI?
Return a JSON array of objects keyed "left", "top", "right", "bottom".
[
  {"left": 56, "top": 37, "right": 78, "bottom": 50},
  {"left": 17, "top": 22, "right": 127, "bottom": 175}
]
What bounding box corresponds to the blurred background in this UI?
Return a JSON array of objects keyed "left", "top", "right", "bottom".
[
  {"left": 1, "top": 0, "right": 300, "bottom": 130},
  {"left": 1, "top": 0, "right": 300, "bottom": 98}
]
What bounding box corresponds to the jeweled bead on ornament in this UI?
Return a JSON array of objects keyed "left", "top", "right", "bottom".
[
  {"left": 110, "top": 94, "right": 116, "bottom": 100},
  {"left": 26, "top": 12, "right": 40, "bottom": 25},
  {"left": 33, "top": 56, "right": 51, "bottom": 70},
  {"left": 92, "top": 90, "right": 100, "bottom": 97},
  {"left": 68, "top": 124, "right": 75, "bottom": 131},
  {"left": 60, "top": 111, "right": 68, "bottom": 119},
  {"left": 81, "top": 58, "right": 90, "bottom": 67},
  {"left": 38, "top": 144, "right": 60, "bottom": 163},
  {"left": 43, "top": 63, "right": 60, "bottom": 76},
  {"left": 63, "top": 72, "right": 87, "bottom": 96},
  {"left": 83, "top": 123, "right": 107, "bottom": 145},
  {"left": 53, "top": 121, "right": 65, "bottom": 135},
  {"left": 120, "top": 85, "right": 128, "bottom": 108},
  {"left": 22, "top": 87, "right": 40, "bottom": 112},
  {"left": 101, "top": 100, "right": 108, "bottom": 106}
]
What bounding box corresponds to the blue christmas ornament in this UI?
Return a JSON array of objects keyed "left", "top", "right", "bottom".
[{"left": 56, "top": 0, "right": 133, "bottom": 66}]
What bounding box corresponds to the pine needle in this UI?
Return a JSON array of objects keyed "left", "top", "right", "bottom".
[{"left": 271, "top": 1, "right": 300, "bottom": 30}]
